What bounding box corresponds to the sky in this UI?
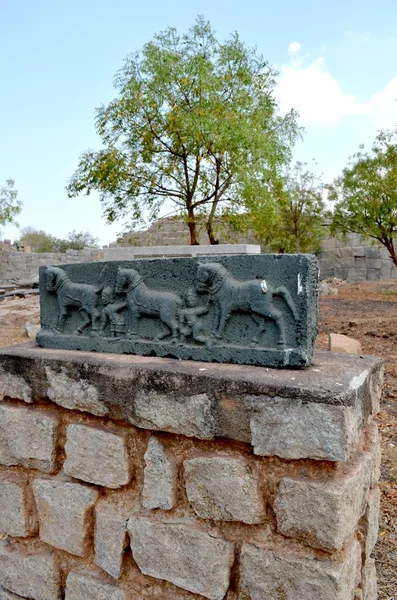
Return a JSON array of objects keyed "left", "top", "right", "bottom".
[{"left": 0, "top": 0, "right": 396, "bottom": 246}]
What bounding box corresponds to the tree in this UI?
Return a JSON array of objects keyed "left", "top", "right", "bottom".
[
  {"left": 17, "top": 227, "right": 55, "bottom": 253},
  {"left": 270, "top": 162, "right": 327, "bottom": 253},
  {"left": 18, "top": 227, "right": 99, "bottom": 253},
  {"left": 66, "top": 16, "right": 299, "bottom": 245},
  {"left": 55, "top": 230, "right": 99, "bottom": 252},
  {"left": 223, "top": 162, "right": 327, "bottom": 253},
  {"left": 0, "top": 179, "right": 22, "bottom": 229},
  {"left": 328, "top": 127, "right": 397, "bottom": 266}
]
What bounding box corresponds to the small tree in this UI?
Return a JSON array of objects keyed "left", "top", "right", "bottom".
[
  {"left": 272, "top": 162, "right": 326, "bottom": 253},
  {"left": 55, "top": 230, "right": 99, "bottom": 252},
  {"left": 18, "top": 227, "right": 99, "bottom": 253},
  {"left": 225, "top": 162, "right": 327, "bottom": 253},
  {"left": 329, "top": 127, "right": 397, "bottom": 266},
  {"left": 18, "top": 227, "right": 56, "bottom": 252},
  {"left": 0, "top": 179, "right": 22, "bottom": 230},
  {"left": 66, "top": 16, "right": 299, "bottom": 245}
]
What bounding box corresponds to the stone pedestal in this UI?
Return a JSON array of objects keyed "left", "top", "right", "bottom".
[{"left": 0, "top": 344, "right": 382, "bottom": 600}]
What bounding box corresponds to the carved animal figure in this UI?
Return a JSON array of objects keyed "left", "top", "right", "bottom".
[
  {"left": 46, "top": 266, "right": 103, "bottom": 334},
  {"left": 115, "top": 267, "right": 182, "bottom": 341},
  {"left": 196, "top": 262, "right": 299, "bottom": 345}
]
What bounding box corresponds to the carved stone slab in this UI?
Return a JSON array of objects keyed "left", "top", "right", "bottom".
[{"left": 37, "top": 255, "right": 319, "bottom": 368}]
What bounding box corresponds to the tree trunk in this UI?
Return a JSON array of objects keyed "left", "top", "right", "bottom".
[
  {"left": 187, "top": 208, "right": 199, "bottom": 245},
  {"left": 206, "top": 200, "right": 220, "bottom": 245},
  {"left": 384, "top": 237, "right": 397, "bottom": 267}
]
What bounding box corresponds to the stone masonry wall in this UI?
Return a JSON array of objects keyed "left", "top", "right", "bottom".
[
  {"left": 117, "top": 217, "right": 257, "bottom": 248},
  {"left": 0, "top": 344, "right": 382, "bottom": 600},
  {"left": 0, "top": 249, "right": 102, "bottom": 283},
  {"left": 318, "top": 232, "right": 397, "bottom": 281}
]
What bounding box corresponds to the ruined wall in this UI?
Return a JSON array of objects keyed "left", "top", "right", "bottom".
[
  {"left": 318, "top": 232, "right": 397, "bottom": 281},
  {"left": 0, "top": 248, "right": 102, "bottom": 282},
  {"left": 117, "top": 216, "right": 257, "bottom": 248},
  {"left": 0, "top": 345, "right": 382, "bottom": 600}
]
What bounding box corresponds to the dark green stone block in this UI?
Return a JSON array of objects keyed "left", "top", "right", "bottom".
[{"left": 37, "top": 254, "right": 319, "bottom": 368}]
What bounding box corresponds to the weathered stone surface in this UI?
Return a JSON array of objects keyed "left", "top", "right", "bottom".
[
  {"left": 64, "top": 424, "right": 131, "bottom": 488},
  {"left": 0, "top": 346, "right": 383, "bottom": 460},
  {"left": 128, "top": 517, "right": 234, "bottom": 600},
  {"left": 0, "top": 474, "right": 36, "bottom": 537},
  {"left": 0, "top": 367, "right": 32, "bottom": 403},
  {"left": 134, "top": 391, "right": 216, "bottom": 439},
  {"left": 239, "top": 539, "right": 360, "bottom": 600},
  {"left": 0, "top": 585, "right": 24, "bottom": 599},
  {"left": 366, "top": 423, "right": 381, "bottom": 486},
  {"left": 184, "top": 456, "right": 265, "bottom": 523},
  {"left": 363, "top": 487, "right": 381, "bottom": 559},
  {"left": 274, "top": 451, "right": 371, "bottom": 551},
  {"left": 32, "top": 479, "right": 98, "bottom": 556},
  {"left": 362, "top": 558, "right": 377, "bottom": 600},
  {"left": 0, "top": 540, "right": 60, "bottom": 600},
  {"left": 103, "top": 244, "right": 261, "bottom": 260},
  {"left": 65, "top": 571, "right": 127, "bottom": 600},
  {"left": 250, "top": 398, "right": 360, "bottom": 462},
  {"left": 353, "top": 246, "right": 365, "bottom": 257},
  {"left": 328, "top": 333, "right": 362, "bottom": 354},
  {"left": 143, "top": 437, "right": 176, "bottom": 510},
  {"left": 0, "top": 405, "right": 58, "bottom": 472},
  {"left": 45, "top": 366, "right": 107, "bottom": 416},
  {"left": 95, "top": 505, "right": 128, "bottom": 579},
  {"left": 37, "top": 254, "right": 319, "bottom": 368}
]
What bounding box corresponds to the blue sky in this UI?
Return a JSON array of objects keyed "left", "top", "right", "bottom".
[{"left": 1, "top": 0, "right": 396, "bottom": 245}]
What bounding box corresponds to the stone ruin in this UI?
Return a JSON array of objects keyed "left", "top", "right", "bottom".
[{"left": 0, "top": 253, "right": 381, "bottom": 600}]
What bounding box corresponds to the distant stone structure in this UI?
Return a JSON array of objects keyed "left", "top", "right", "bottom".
[
  {"left": 113, "top": 216, "right": 257, "bottom": 247},
  {"left": 318, "top": 232, "right": 397, "bottom": 281},
  {"left": 0, "top": 247, "right": 102, "bottom": 283}
]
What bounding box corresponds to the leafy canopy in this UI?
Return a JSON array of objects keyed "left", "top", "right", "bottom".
[
  {"left": 224, "top": 162, "right": 327, "bottom": 253},
  {"left": 328, "top": 127, "right": 397, "bottom": 265},
  {"left": 66, "top": 16, "right": 299, "bottom": 244},
  {"left": 0, "top": 179, "right": 22, "bottom": 229},
  {"left": 18, "top": 227, "right": 99, "bottom": 253}
]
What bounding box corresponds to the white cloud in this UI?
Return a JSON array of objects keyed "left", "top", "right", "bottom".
[
  {"left": 277, "top": 51, "right": 397, "bottom": 128},
  {"left": 288, "top": 42, "right": 301, "bottom": 55}
]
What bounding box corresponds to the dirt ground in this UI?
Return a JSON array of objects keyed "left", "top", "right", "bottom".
[
  {"left": 318, "top": 280, "right": 397, "bottom": 600},
  {"left": 0, "top": 285, "right": 396, "bottom": 598}
]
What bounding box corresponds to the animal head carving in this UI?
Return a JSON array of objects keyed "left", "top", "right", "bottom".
[
  {"left": 115, "top": 267, "right": 143, "bottom": 293},
  {"left": 46, "top": 266, "right": 65, "bottom": 292},
  {"left": 196, "top": 262, "right": 228, "bottom": 293}
]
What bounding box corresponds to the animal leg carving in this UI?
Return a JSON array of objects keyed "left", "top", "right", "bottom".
[
  {"left": 251, "top": 313, "right": 266, "bottom": 344},
  {"left": 75, "top": 309, "right": 91, "bottom": 335},
  {"left": 211, "top": 304, "right": 221, "bottom": 337},
  {"left": 56, "top": 310, "right": 68, "bottom": 332}
]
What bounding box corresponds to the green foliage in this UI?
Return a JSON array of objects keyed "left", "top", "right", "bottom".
[
  {"left": 328, "top": 127, "right": 397, "bottom": 265},
  {"left": 0, "top": 179, "right": 22, "bottom": 228},
  {"left": 66, "top": 16, "right": 300, "bottom": 244},
  {"left": 270, "top": 162, "right": 327, "bottom": 253},
  {"left": 55, "top": 230, "right": 99, "bottom": 252},
  {"left": 18, "top": 227, "right": 99, "bottom": 253},
  {"left": 224, "top": 162, "right": 327, "bottom": 253}
]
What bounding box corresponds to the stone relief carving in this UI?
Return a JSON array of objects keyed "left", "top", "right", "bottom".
[
  {"left": 115, "top": 267, "right": 182, "bottom": 342},
  {"left": 44, "top": 262, "right": 299, "bottom": 349},
  {"left": 178, "top": 286, "right": 209, "bottom": 345},
  {"left": 46, "top": 266, "right": 102, "bottom": 335},
  {"left": 196, "top": 262, "right": 298, "bottom": 346},
  {"left": 99, "top": 287, "right": 127, "bottom": 339}
]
